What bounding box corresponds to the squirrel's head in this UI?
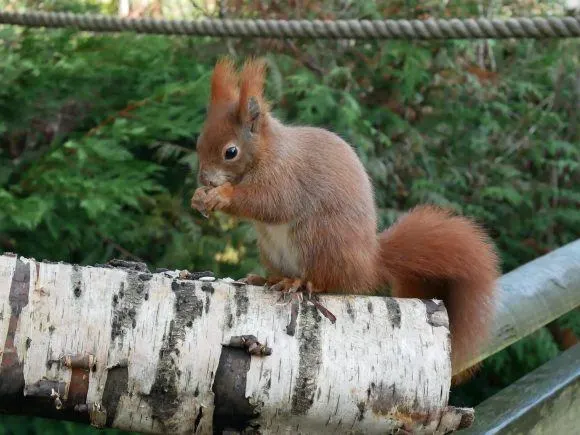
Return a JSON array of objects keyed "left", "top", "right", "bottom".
[{"left": 196, "top": 57, "right": 269, "bottom": 187}]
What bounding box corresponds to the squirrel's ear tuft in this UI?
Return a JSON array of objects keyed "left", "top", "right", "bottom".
[
  {"left": 238, "top": 57, "right": 269, "bottom": 127},
  {"left": 210, "top": 57, "right": 239, "bottom": 105}
]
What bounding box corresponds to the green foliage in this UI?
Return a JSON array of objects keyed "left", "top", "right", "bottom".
[
  {"left": 0, "top": 26, "right": 261, "bottom": 275},
  {"left": 0, "top": 0, "right": 579, "bottom": 432}
]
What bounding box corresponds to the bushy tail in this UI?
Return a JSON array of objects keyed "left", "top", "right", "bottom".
[{"left": 378, "top": 205, "right": 500, "bottom": 381}]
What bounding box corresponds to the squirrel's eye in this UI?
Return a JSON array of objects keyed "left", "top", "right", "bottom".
[{"left": 224, "top": 146, "right": 238, "bottom": 160}]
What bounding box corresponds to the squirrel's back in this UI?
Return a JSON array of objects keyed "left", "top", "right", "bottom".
[{"left": 265, "top": 120, "right": 377, "bottom": 222}]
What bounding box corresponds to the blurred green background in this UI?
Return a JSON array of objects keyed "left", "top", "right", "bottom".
[{"left": 0, "top": 0, "right": 579, "bottom": 433}]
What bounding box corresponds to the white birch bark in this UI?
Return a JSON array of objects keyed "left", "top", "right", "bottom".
[{"left": 0, "top": 254, "right": 471, "bottom": 434}]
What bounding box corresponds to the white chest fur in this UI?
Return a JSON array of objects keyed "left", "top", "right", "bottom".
[{"left": 255, "top": 223, "right": 302, "bottom": 277}]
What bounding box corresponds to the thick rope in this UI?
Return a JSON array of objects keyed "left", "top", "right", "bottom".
[{"left": 0, "top": 11, "right": 579, "bottom": 39}]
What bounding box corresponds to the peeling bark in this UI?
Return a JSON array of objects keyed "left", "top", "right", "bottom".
[{"left": 0, "top": 254, "right": 469, "bottom": 434}]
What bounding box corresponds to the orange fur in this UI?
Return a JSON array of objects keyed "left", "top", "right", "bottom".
[
  {"left": 210, "top": 57, "right": 239, "bottom": 105},
  {"left": 379, "top": 205, "right": 499, "bottom": 378},
  {"left": 238, "top": 57, "right": 269, "bottom": 120},
  {"left": 193, "top": 58, "right": 500, "bottom": 382}
]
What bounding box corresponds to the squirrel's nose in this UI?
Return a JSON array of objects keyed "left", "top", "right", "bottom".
[
  {"left": 198, "top": 169, "right": 220, "bottom": 187},
  {"left": 198, "top": 171, "right": 209, "bottom": 186}
]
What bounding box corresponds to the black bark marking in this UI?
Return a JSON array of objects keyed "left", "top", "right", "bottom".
[
  {"left": 193, "top": 406, "right": 203, "bottom": 432},
  {"left": 234, "top": 287, "right": 249, "bottom": 317},
  {"left": 423, "top": 299, "right": 448, "bottom": 328},
  {"left": 0, "top": 258, "right": 30, "bottom": 394},
  {"left": 107, "top": 258, "right": 149, "bottom": 272},
  {"left": 345, "top": 301, "right": 355, "bottom": 322},
  {"left": 385, "top": 298, "right": 402, "bottom": 329},
  {"left": 144, "top": 280, "right": 203, "bottom": 430},
  {"left": 138, "top": 273, "right": 153, "bottom": 281},
  {"left": 146, "top": 320, "right": 181, "bottom": 427},
  {"left": 3, "top": 259, "right": 29, "bottom": 316},
  {"left": 285, "top": 299, "right": 299, "bottom": 336},
  {"left": 102, "top": 365, "right": 128, "bottom": 427},
  {"left": 367, "top": 301, "right": 373, "bottom": 313},
  {"left": 367, "top": 382, "right": 375, "bottom": 400},
  {"left": 25, "top": 379, "right": 67, "bottom": 398},
  {"left": 356, "top": 401, "right": 366, "bottom": 421},
  {"left": 179, "top": 271, "right": 214, "bottom": 280},
  {"left": 291, "top": 302, "right": 322, "bottom": 415},
  {"left": 172, "top": 281, "right": 203, "bottom": 321},
  {"left": 201, "top": 282, "right": 214, "bottom": 293},
  {"left": 71, "top": 264, "right": 82, "bottom": 298},
  {"left": 212, "top": 347, "right": 260, "bottom": 433},
  {"left": 110, "top": 270, "right": 147, "bottom": 342}
]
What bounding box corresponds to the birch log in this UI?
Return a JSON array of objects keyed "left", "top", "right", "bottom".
[{"left": 0, "top": 254, "right": 472, "bottom": 434}]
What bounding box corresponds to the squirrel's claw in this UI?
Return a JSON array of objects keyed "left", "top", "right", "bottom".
[
  {"left": 270, "top": 278, "right": 302, "bottom": 305},
  {"left": 269, "top": 278, "right": 302, "bottom": 294},
  {"left": 268, "top": 279, "right": 336, "bottom": 324}
]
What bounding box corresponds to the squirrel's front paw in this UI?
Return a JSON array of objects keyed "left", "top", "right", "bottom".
[
  {"left": 191, "top": 186, "right": 211, "bottom": 215},
  {"left": 204, "top": 182, "right": 234, "bottom": 212}
]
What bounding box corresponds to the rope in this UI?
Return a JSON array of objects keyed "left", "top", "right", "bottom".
[{"left": 0, "top": 11, "right": 579, "bottom": 39}]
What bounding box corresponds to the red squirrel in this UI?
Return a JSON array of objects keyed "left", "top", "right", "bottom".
[{"left": 191, "top": 58, "right": 500, "bottom": 381}]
